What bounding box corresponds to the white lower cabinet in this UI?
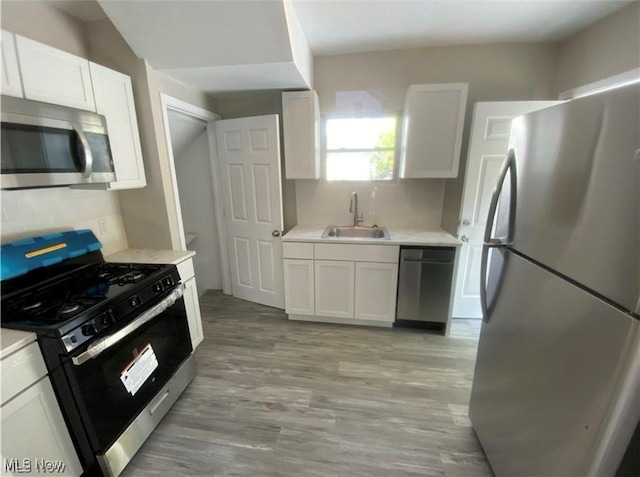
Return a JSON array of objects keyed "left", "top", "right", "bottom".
[
  {"left": 283, "top": 259, "right": 314, "bottom": 315},
  {"left": 354, "top": 262, "right": 399, "bottom": 322},
  {"left": 314, "top": 260, "right": 355, "bottom": 319},
  {"left": 1, "top": 342, "right": 82, "bottom": 477},
  {"left": 176, "top": 259, "right": 204, "bottom": 350},
  {"left": 284, "top": 243, "right": 400, "bottom": 326},
  {"left": 183, "top": 276, "right": 204, "bottom": 349}
]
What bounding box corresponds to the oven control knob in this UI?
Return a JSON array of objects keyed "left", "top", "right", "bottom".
[
  {"left": 101, "top": 312, "right": 115, "bottom": 326},
  {"left": 129, "top": 295, "right": 142, "bottom": 307},
  {"left": 163, "top": 276, "right": 174, "bottom": 287},
  {"left": 81, "top": 324, "right": 97, "bottom": 336},
  {"left": 153, "top": 282, "right": 164, "bottom": 293}
]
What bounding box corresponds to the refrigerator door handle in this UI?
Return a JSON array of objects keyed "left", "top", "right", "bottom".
[
  {"left": 480, "top": 244, "right": 510, "bottom": 323},
  {"left": 480, "top": 244, "right": 492, "bottom": 322},
  {"left": 484, "top": 149, "right": 516, "bottom": 245},
  {"left": 480, "top": 245, "right": 489, "bottom": 323},
  {"left": 481, "top": 148, "right": 516, "bottom": 322}
]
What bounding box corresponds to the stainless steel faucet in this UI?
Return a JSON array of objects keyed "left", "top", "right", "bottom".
[{"left": 349, "top": 191, "right": 364, "bottom": 227}]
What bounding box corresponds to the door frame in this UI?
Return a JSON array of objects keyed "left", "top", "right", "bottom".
[{"left": 160, "top": 93, "right": 231, "bottom": 294}]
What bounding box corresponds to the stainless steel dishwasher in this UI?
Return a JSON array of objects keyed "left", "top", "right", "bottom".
[{"left": 396, "top": 246, "right": 456, "bottom": 328}]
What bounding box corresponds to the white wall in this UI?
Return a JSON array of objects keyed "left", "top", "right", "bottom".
[
  {"left": 554, "top": 1, "right": 640, "bottom": 95},
  {"left": 1, "top": 188, "right": 128, "bottom": 255},
  {"left": 85, "top": 17, "right": 220, "bottom": 250},
  {"left": 1, "top": 0, "right": 87, "bottom": 57},
  {"left": 168, "top": 111, "right": 223, "bottom": 294},
  {"left": 283, "top": 0, "right": 313, "bottom": 88},
  {"left": 309, "top": 43, "right": 557, "bottom": 232},
  {"left": 295, "top": 180, "right": 445, "bottom": 228}
]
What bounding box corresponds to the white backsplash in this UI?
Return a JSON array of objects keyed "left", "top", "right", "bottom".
[
  {"left": 295, "top": 179, "right": 446, "bottom": 228},
  {"left": 1, "top": 188, "right": 128, "bottom": 255}
]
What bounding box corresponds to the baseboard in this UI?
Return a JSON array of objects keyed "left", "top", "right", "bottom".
[{"left": 288, "top": 314, "right": 393, "bottom": 328}]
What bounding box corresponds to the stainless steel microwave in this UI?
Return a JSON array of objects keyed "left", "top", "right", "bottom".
[{"left": 1, "top": 96, "right": 116, "bottom": 189}]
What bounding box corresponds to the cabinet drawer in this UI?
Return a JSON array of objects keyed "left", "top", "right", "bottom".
[
  {"left": 314, "top": 243, "right": 399, "bottom": 263},
  {"left": 283, "top": 242, "right": 314, "bottom": 259},
  {"left": 1, "top": 341, "right": 47, "bottom": 405},
  {"left": 177, "top": 258, "right": 195, "bottom": 282}
]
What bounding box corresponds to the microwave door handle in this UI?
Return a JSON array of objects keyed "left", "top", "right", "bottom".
[
  {"left": 71, "top": 286, "right": 184, "bottom": 366},
  {"left": 73, "top": 126, "right": 93, "bottom": 178}
]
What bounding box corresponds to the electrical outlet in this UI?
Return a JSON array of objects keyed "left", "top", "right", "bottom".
[{"left": 98, "top": 217, "right": 110, "bottom": 235}]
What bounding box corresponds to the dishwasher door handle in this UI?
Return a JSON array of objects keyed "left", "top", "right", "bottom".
[{"left": 401, "top": 259, "right": 453, "bottom": 265}]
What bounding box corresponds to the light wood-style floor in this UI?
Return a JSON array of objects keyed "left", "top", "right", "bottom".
[{"left": 122, "top": 291, "right": 491, "bottom": 477}]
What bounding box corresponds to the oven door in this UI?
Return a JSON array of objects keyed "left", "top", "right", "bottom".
[{"left": 64, "top": 286, "right": 192, "bottom": 454}]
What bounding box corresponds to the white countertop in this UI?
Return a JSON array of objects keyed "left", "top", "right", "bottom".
[
  {"left": 283, "top": 226, "right": 461, "bottom": 247},
  {"left": 1, "top": 329, "right": 37, "bottom": 360},
  {"left": 106, "top": 249, "right": 196, "bottom": 265}
]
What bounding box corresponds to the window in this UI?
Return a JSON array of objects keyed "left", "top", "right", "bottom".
[{"left": 324, "top": 115, "right": 398, "bottom": 181}]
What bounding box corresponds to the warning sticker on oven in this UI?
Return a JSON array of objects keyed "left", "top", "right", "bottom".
[{"left": 120, "top": 344, "right": 158, "bottom": 396}]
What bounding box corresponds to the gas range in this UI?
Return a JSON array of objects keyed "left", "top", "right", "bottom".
[
  {"left": 0, "top": 230, "right": 195, "bottom": 477},
  {"left": 2, "top": 257, "right": 180, "bottom": 353}
]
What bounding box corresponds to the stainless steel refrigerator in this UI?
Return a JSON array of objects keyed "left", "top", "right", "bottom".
[{"left": 469, "top": 82, "right": 640, "bottom": 476}]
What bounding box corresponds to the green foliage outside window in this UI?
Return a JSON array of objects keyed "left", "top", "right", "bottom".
[{"left": 325, "top": 115, "right": 397, "bottom": 181}]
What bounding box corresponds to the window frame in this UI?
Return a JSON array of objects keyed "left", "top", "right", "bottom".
[{"left": 321, "top": 111, "right": 402, "bottom": 183}]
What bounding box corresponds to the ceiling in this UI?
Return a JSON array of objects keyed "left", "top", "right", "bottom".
[
  {"left": 95, "top": 0, "right": 312, "bottom": 93},
  {"left": 54, "top": 0, "right": 632, "bottom": 93},
  {"left": 59, "top": 0, "right": 631, "bottom": 55},
  {"left": 291, "top": 0, "right": 633, "bottom": 55}
]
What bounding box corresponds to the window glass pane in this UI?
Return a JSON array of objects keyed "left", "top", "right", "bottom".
[
  {"left": 326, "top": 117, "right": 396, "bottom": 150},
  {"left": 370, "top": 150, "right": 395, "bottom": 180},
  {"left": 326, "top": 151, "right": 395, "bottom": 181}
]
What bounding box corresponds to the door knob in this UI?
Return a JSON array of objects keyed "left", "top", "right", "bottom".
[
  {"left": 460, "top": 235, "right": 469, "bottom": 242},
  {"left": 272, "top": 230, "right": 281, "bottom": 237},
  {"left": 461, "top": 219, "right": 471, "bottom": 226}
]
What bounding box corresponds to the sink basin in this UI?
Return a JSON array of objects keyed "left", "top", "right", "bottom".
[{"left": 321, "top": 226, "right": 390, "bottom": 240}]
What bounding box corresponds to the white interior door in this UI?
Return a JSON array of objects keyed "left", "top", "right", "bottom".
[
  {"left": 453, "top": 101, "right": 562, "bottom": 318},
  {"left": 216, "top": 114, "right": 285, "bottom": 309}
]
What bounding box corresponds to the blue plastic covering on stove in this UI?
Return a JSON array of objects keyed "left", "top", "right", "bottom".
[{"left": 0, "top": 229, "right": 102, "bottom": 281}]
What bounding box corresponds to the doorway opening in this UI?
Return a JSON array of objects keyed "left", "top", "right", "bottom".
[{"left": 161, "top": 95, "right": 231, "bottom": 296}]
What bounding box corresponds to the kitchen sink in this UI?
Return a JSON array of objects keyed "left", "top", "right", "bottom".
[{"left": 321, "top": 226, "right": 390, "bottom": 240}]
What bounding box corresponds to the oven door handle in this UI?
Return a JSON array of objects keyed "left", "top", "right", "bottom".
[{"left": 71, "top": 286, "right": 184, "bottom": 366}]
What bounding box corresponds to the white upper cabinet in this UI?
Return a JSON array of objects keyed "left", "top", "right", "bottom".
[
  {"left": 15, "top": 35, "right": 95, "bottom": 111},
  {"left": 399, "top": 83, "right": 468, "bottom": 178},
  {"left": 88, "top": 62, "right": 146, "bottom": 189},
  {"left": 282, "top": 90, "right": 320, "bottom": 179},
  {"left": 1, "top": 30, "right": 23, "bottom": 98}
]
